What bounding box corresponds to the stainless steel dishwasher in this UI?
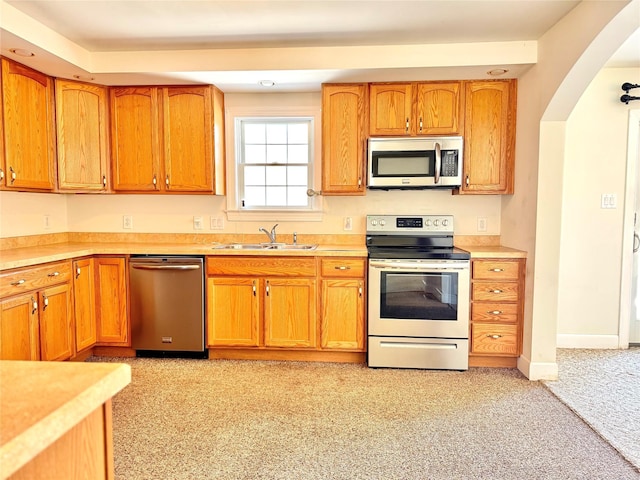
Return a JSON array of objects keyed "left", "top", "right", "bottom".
[{"left": 129, "top": 256, "right": 206, "bottom": 358}]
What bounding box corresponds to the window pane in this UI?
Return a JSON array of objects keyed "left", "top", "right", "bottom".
[
  {"left": 287, "top": 166, "right": 308, "bottom": 186},
  {"left": 244, "top": 186, "right": 266, "bottom": 206},
  {"left": 266, "top": 124, "right": 287, "bottom": 144},
  {"left": 244, "top": 124, "right": 265, "bottom": 144},
  {"left": 265, "top": 166, "right": 287, "bottom": 185},
  {"left": 266, "top": 187, "right": 287, "bottom": 206},
  {"left": 288, "top": 187, "right": 309, "bottom": 206},
  {"left": 245, "top": 145, "right": 266, "bottom": 164},
  {"left": 288, "top": 145, "right": 308, "bottom": 164},
  {"left": 244, "top": 166, "right": 265, "bottom": 186},
  {"left": 288, "top": 123, "right": 308, "bottom": 144},
  {"left": 266, "top": 145, "right": 287, "bottom": 164}
]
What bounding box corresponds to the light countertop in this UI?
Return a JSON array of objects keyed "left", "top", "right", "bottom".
[
  {"left": 456, "top": 244, "right": 527, "bottom": 259},
  {"left": 0, "top": 360, "right": 131, "bottom": 479}
]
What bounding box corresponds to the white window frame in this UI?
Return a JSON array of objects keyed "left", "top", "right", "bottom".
[{"left": 225, "top": 105, "right": 323, "bottom": 222}]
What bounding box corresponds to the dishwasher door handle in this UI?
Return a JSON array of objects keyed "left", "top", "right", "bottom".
[{"left": 131, "top": 264, "right": 201, "bottom": 271}]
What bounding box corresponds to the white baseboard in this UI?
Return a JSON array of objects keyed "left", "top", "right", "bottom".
[
  {"left": 556, "top": 334, "right": 619, "bottom": 349},
  {"left": 517, "top": 356, "right": 559, "bottom": 381}
]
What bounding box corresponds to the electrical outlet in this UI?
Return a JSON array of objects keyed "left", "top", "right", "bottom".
[
  {"left": 123, "top": 215, "right": 133, "bottom": 229},
  {"left": 193, "top": 216, "right": 203, "bottom": 230},
  {"left": 343, "top": 216, "right": 353, "bottom": 231},
  {"left": 43, "top": 214, "right": 51, "bottom": 229},
  {"left": 477, "top": 217, "right": 487, "bottom": 232}
]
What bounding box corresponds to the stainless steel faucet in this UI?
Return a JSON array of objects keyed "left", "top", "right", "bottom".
[{"left": 259, "top": 224, "right": 278, "bottom": 243}]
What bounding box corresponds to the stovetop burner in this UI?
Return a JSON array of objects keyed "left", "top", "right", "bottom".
[{"left": 366, "top": 214, "right": 470, "bottom": 261}]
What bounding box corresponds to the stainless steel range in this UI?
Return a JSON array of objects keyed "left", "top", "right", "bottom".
[{"left": 366, "top": 215, "right": 471, "bottom": 370}]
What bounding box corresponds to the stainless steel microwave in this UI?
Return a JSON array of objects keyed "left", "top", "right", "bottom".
[{"left": 367, "top": 136, "right": 463, "bottom": 189}]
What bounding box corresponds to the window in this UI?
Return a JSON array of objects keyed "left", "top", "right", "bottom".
[{"left": 237, "top": 118, "right": 312, "bottom": 209}]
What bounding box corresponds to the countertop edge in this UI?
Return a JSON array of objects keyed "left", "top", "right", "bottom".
[{"left": 0, "top": 361, "right": 131, "bottom": 479}]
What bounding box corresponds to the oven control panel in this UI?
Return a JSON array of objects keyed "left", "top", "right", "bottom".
[{"left": 366, "top": 215, "right": 454, "bottom": 234}]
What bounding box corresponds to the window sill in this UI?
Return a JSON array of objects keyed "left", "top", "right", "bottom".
[{"left": 226, "top": 210, "right": 324, "bottom": 222}]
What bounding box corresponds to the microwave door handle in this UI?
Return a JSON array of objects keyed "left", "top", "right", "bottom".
[{"left": 434, "top": 142, "right": 441, "bottom": 184}]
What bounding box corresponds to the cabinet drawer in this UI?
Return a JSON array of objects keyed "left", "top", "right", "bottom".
[
  {"left": 207, "top": 256, "right": 316, "bottom": 277},
  {"left": 472, "top": 282, "right": 519, "bottom": 302},
  {"left": 471, "top": 303, "right": 518, "bottom": 323},
  {"left": 472, "top": 260, "right": 520, "bottom": 280},
  {"left": 471, "top": 323, "right": 518, "bottom": 355},
  {"left": 0, "top": 261, "right": 72, "bottom": 298},
  {"left": 320, "top": 258, "right": 365, "bottom": 278}
]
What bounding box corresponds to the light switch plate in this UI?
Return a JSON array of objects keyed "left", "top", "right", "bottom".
[
  {"left": 601, "top": 193, "right": 617, "bottom": 209},
  {"left": 123, "top": 215, "right": 133, "bottom": 229}
]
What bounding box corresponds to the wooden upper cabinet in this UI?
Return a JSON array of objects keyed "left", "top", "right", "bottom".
[
  {"left": 110, "top": 85, "right": 224, "bottom": 193},
  {"left": 321, "top": 84, "right": 368, "bottom": 195},
  {"left": 56, "top": 79, "right": 109, "bottom": 191},
  {"left": 110, "top": 87, "right": 161, "bottom": 191},
  {"left": 415, "top": 82, "right": 463, "bottom": 135},
  {"left": 0, "top": 58, "right": 56, "bottom": 191},
  {"left": 369, "top": 83, "right": 413, "bottom": 135},
  {"left": 461, "top": 80, "right": 517, "bottom": 194}
]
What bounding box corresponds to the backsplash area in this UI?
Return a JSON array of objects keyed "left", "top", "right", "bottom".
[{"left": 0, "top": 189, "right": 501, "bottom": 238}]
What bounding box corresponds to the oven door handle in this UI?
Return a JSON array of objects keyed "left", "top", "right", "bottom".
[{"left": 369, "top": 260, "right": 468, "bottom": 271}]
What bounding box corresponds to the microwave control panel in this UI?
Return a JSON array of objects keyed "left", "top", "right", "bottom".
[{"left": 441, "top": 151, "right": 458, "bottom": 176}]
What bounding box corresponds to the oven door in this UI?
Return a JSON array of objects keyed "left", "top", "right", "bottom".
[{"left": 368, "top": 259, "right": 470, "bottom": 339}]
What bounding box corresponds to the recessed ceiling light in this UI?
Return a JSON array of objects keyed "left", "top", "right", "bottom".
[
  {"left": 259, "top": 80, "right": 275, "bottom": 87},
  {"left": 487, "top": 68, "right": 509, "bottom": 76},
  {"left": 73, "top": 74, "right": 96, "bottom": 82},
  {"left": 9, "top": 48, "right": 35, "bottom": 57}
]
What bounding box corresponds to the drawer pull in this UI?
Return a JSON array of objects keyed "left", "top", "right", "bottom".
[
  {"left": 489, "top": 289, "right": 503, "bottom": 294},
  {"left": 488, "top": 310, "right": 503, "bottom": 315},
  {"left": 335, "top": 266, "right": 351, "bottom": 270},
  {"left": 47, "top": 272, "right": 60, "bottom": 277},
  {"left": 487, "top": 334, "right": 502, "bottom": 340},
  {"left": 359, "top": 284, "right": 363, "bottom": 297},
  {"left": 11, "top": 279, "right": 26, "bottom": 286},
  {"left": 489, "top": 268, "right": 504, "bottom": 272}
]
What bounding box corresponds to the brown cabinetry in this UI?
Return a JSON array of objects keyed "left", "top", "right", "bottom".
[
  {"left": 0, "top": 58, "right": 56, "bottom": 191},
  {"left": 72, "top": 258, "right": 97, "bottom": 352},
  {"left": 55, "top": 79, "right": 110, "bottom": 191},
  {"left": 321, "top": 83, "right": 368, "bottom": 195},
  {"left": 94, "top": 256, "right": 129, "bottom": 346},
  {"left": 469, "top": 258, "right": 525, "bottom": 367},
  {"left": 206, "top": 257, "right": 317, "bottom": 349},
  {"left": 0, "top": 261, "right": 72, "bottom": 361},
  {"left": 460, "top": 80, "right": 517, "bottom": 194},
  {"left": 110, "top": 85, "right": 225, "bottom": 194},
  {"left": 319, "top": 258, "right": 366, "bottom": 351},
  {"left": 369, "top": 82, "right": 463, "bottom": 136}
]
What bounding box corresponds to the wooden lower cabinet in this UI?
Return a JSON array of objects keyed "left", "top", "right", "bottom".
[
  {"left": 72, "top": 258, "right": 97, "bottom": 352},
  {"left": 264, "top": 278, "right": 316, "bottom": 348},
  {"left": 94, "top": 256, "right": 129, "bottom": 346},
  {"left": 469, "top": 257, "right": 526, "bottom": 367},
  {"left": 38, "top": 283, "right": 74, "bottom": 361},
  {"left": 207, "top": 277, "right": 260, "bottom": 347},
  {"left": 0, "top": 294, "right": 40, "bottom": 360}
]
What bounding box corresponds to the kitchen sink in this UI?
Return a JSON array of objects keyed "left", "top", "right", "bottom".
[{"left": 212, "top": 243, "right": 317, "bottom": 251}]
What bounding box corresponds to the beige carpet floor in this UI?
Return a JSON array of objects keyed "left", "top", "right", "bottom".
[
  {"left": 92, "top": 357, "right": 639, "bottom": 479},
  {"left": 543, "top": 347, "right": 640, "bottom": 470}
]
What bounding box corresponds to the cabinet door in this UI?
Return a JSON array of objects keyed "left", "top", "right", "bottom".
[
  {"left": 321, "top": 84, "right": 368, "bottom": 195},
  {"left": 415, "top": 82, "right": 463, "bottom": 135},
  {"left": 369, "top": 83, "right": 413, "bottom": 135},
  {"left": 95, "top": 257, "right": 129, "bottom": 345},
  {"left": 163, "top": 86, "right": 214, "bottom": 192},
  {"left": 73, "top": 258, "right": 97, "bottom": 352},
  {"left": 39, "top": 283, "right": 74, "bottom": 361},
  {"left": 320, "top": 279, "right": 365, "bottom": 350},
  {"left": 207, "top": 277, "right": 260, "bottom": 347},
  {"left": 0, "top": 294, "right": 40, "bottom": 360},
  {"left": 1, "top": 58, "right": 56, "bottom": 191},
  {"left": 56, "top": 79, "right": 109, "bottom": 191},
  {"left": 264, "top": 278, "right": 316, "bottom": 348},
  {"left": 110, "top": 87, "right": 161, "bottom": 191},
  {"left": 461, "top": 80, "right": 516, "bottom": 194}
]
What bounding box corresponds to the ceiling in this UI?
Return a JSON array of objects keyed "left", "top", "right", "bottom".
[{"left": 1, "top": 0, "right": 638, "bottom": 92}]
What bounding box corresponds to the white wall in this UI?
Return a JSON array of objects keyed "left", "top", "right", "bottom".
[
  {"left": 558, "top": 67, "right": 640, "bottom": 346},
  {"left": 0, "top": 191, "right": 68, "bottom": 237}
]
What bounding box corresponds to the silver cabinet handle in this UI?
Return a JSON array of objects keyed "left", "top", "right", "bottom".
[
  {"left": 419, "top": 117, "right": 423, "bottom": 132},
  {"left": 152, "top": 174, "right": 158, "bottom": 188},
  {"left": 31, "top": 297, "right": 37, "bottom": 315},
  {"left": 42, "top": 294, "right": 49, "bottom": 310},
  {"left": 102, "top": 175, "right": 107, "bottom": 187},
  {"left": 266, "top": 281, "right": 270, "bottom": 296},
  {"left": 488, "top": 310, "right": 503, "bottom": 315},
  {"left": 47, "top": 271, "right": 60, "bottom": 277},
  {"left": 9, "top": 166, "right": 16, "bottom": 184},
  {"left": 11, "top": 279, "right": 26, "bottom": 286},
  {"left": 165, "top": 176, "right": 170, "bottom": 188},
  {"left": 487, "top": 334, "right": 502, "bottom": 339},
  {"left": 335, "top": 266, "right": 351, "bottom": 270},
  {"left": 405, "top": 117, "right": 409, "bottom": 133},
  {"left": 490, "top": 268, "right": 504, "bottom": 272},
  {"left": 489, "top": 289, "right": 503, "bottom": 294},
  {"left": 75, "top": 267, "right": 81, "bottom": 279},
  {"left": 358, "top": 283, "right": 363, "bottom": 297},
  {"left": 131, "top": 264, "right": 200, "bottom": 271},
  {"left": 465, "top": 174, "right": 470, "bottom": 186},
  {"left": 0, "top": 168, "right": 4, "bottom": 182},
  {"left": 252, "top": 280, "right": 257, "bottom": 297}
]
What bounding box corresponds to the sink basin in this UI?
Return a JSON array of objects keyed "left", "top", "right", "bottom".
[{"left": 212, "top": 243, "right": 318, "bottom": 251}]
